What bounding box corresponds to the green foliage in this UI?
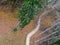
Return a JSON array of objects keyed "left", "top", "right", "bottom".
[
  {"left": 17, "top": 0, "right": 48, "bottom": 28},
  {"left": 13, "top": 28, "right": 17, "bottom": 32},
  {"left": 51, "top": 40, "right": 60, "bottom": 45}
]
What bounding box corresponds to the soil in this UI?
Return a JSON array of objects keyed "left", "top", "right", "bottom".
[{"left": 0, "top": 6, "right": 45, "bottom": 45}]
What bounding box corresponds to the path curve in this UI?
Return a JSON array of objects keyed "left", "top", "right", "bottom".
[{"left": 26, "top": 8, "right": 53, "bottom": 45}]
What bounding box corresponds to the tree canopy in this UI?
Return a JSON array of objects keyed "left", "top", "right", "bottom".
[{"left": 17, "top": 0, "right": 48, "bottom": 29}]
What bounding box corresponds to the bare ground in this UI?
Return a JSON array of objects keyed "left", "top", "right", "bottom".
[{"left": 0, "top": 9, "right": 40, "bottom": 45}]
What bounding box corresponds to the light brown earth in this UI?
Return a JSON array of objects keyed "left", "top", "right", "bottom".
[{"left": 0, "top": 9, "right": 41, "bottom": 45}]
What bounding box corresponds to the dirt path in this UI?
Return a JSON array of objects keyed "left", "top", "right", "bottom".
[
  {"left": 20, "top": 10, "right": 44, "bottom": 45},
  {"left": 20, "top": 13, "right": 40, "bottom": 45}
]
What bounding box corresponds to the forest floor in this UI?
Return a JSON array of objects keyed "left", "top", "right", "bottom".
[{"left": 0, "top": 7, "right": 40, "bottom": 45}]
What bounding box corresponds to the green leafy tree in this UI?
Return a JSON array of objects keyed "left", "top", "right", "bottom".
[{"left": 17, "top": 0, "right": 48, "bottom": 29}]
